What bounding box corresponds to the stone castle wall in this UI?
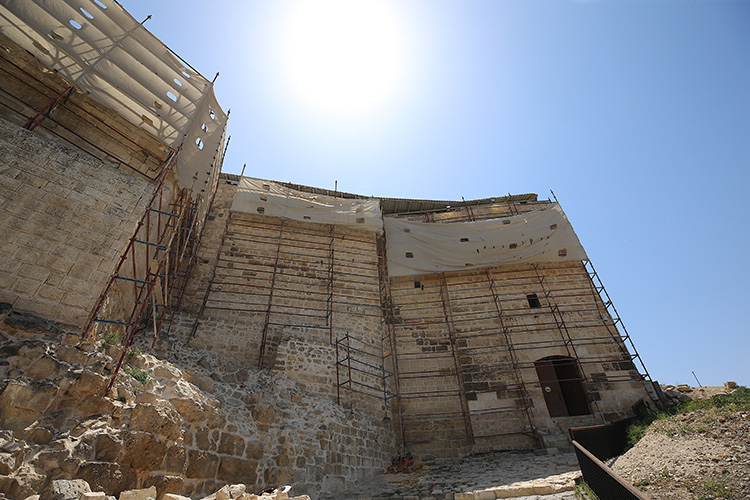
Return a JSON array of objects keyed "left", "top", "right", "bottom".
[
  {"left": 387, "top": 261, "right": 649, "bottom": 457},
  {"left": 173, "top": 182, "right": 391, "bottom": 417},
  {"left": 0, "top": 118, "right": 152, "bottom": 327}
]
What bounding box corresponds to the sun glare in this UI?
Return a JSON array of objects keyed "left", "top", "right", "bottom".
[{"left": 282, "top": 0, "right": 404, "bottom": 115}]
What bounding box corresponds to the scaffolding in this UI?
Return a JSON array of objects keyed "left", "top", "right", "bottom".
[
  {"left": 387, "top": 260, "right": 654, "bottom": 453},
  {"left": 0, "top": 46, "right": 168, "bottom": 181},
  {"left": 335, "top": 333, "right": 396, "bottom": 410},
  {"left": 192, "top": 209, "right": 395, "bottom": 409},
  {"left": 80, "top": 136, "right": 226, "bottom": 396}
]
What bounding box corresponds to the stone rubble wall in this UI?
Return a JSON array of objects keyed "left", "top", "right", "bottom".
[
  {"left": 0, "top": 118, "right": 152, "bottom": 327},
  {"left": 0, "top": 307, "right": 396, "bottom": 500}
]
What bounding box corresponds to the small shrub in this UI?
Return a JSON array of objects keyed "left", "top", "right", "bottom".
[
  {"left": 627, "top": 421, "right": 650, "bottom": 447},
  {"left": 626, "top": 386, "right": 750, "bottom": 446},
  {"left": 125, "top": 346, "right": 142, "bottom": 360},
  {"left": 100, "top": 329, "right": 121, "bottom": 347},
  {"left": 574, "top": 480, "right": 599, "bottom": 499},
  {"left": 123, "top": 364, "right": 151, "bottom": 384},
  {"left": 697, "top": 478, "right": 730, "bottom": 499}
]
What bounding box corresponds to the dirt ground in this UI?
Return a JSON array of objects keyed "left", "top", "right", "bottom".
[{"left": 610, "top": 386, "right": 750, "bottom": 500}]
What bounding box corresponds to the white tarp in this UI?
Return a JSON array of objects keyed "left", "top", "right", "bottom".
[
  {"left": 232, "top": 177, "right": 383, "bottom": 232},
  {"left": 384, "top": 203, "right": 587, "bottom": 276},
  {"left": 0, "top": 0, "right": 227, "bottom": 188}
]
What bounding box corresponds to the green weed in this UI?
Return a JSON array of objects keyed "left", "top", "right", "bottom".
[
  {"left": 696, "top": 478, "right": 730, "bottom": 499},
  {"left": 626, "top": 386, "right": 750, "bottom": 446},
  {"left": 573, "top": 480, "right": 599, "bottom": 499},
  {"left": 125, "top": 345, "right": 142, "bottom": 360},
  {"left": 123, "top": 364, "right": 151, "bottom": 384},
  {"left": 100, "top": 329, "right": 121, "bottom": 347}
]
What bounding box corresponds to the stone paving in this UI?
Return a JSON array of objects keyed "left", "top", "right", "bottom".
[{"left": 324, "top": 450, "right": 582, "bottom": 500}]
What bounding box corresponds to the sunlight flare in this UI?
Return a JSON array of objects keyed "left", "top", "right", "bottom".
[{"left": 282, "top": 0, "right": 404, "bottom": 115}]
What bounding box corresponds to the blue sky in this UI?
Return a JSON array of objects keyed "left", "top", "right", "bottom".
[{"left": 121, "top": 0, "right": 750, "bottom": 387}]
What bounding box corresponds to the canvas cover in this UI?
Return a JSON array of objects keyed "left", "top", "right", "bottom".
[
  {"left": 232, "top": 177, "right": 383, "bottom": 232},
  {"left": 384, "top": 203, "right": 587, "bottom": 276},
  {"left": 0, "top": 0, "right": 227, "bottom": 188}
]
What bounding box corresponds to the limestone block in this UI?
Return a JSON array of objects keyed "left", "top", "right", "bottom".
[
  {"left": 218, "top": 433, "right": 245, "bottom": 456},
  {"left": 118, "top": 486, "right": 157, "bottom": 500},
  {"left": 121, "top": 432, "right": 167, "bottom": 471},
  {"left": 80, "top": 493, "right": 106, "bottom": 500},
  {"left": 473, "top": 491, "right": 495, "bottom": 500},
  {"left": 215, "top": 485, "right": 231, "bottom": 500},
  {"left": 217, "top": 456, "right": 258, "bottom": 483},
  {"left": 453, "top": 493, "right": 474, "bottom": 500},
  {"left": 57, "top": 345, "right": 89, "bottom": 365},
  {"left": 0, "top": 379, "right": 59, "bottom": 430},
  {"left": 142, "top": 474, "right": 183, "bottom": 500},
  {"left": 31, "top": 448, "right": 69, "bottom": 472},
  {"left": 250, "top": 405, "right": 276, "bottom": 431},
  {"left": 42, "top": 479, "right": 92, "bottom": 500},
  {"left": 0, "top": 450, "right": 21, "bottom": 474},
  {"left": 163, "top": 445, "right": 186, "bottom": 474},
  {"left": 217, "top": 457, "right": 258, "bottom": 484},
  {"left": 165, "top": 380, "right": 223, "bottom": 427},
  {"left": 162, "top": 496, "right": 191, "bottom": 500},
  {"left": 245, "top": 442, "right": 263, "bottom": 460},
  {"left": 26, "top": 355, "right": 64, "bottom": 380},
  {"left": 77, "top": 461, "right": 137, "bottom": 497},
  {"left": 189, "top": 373, "right": 214, "bottom": 393},
  {"left": 94, "top": 434, "right": 122, "bottom": 462},
  {"left": 9, "top": 466, "right": 48, "bottom": 500},
  {"left": 228, "top": 484, "right": 246, "bottom": 499},
  {"left": 70, "top": 371, "right": 108, "bottom": 397},
  {"left": 152, "top": 364, "right": 182, "bottom": 381},
  {"left": 129, "top": 404, "right": 182, "bottom": 440},
  {"left": 186, "top": 450, "right": 220, "bottom": 479}
]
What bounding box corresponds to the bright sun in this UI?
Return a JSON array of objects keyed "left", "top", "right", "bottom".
[{"left": 282, "top": 0, "right": 404, "bottom": 115}]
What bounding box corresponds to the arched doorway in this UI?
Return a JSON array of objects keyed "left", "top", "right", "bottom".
[{"left": 535, "top": 356, "right": 591, "bottom": 417}]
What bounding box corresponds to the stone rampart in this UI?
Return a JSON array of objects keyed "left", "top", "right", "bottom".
[{"left": 0, "top": 118, "right": 151, "bottom": 327}]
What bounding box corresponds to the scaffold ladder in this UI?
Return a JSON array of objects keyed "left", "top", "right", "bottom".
[
  {"left": 189, "top": 212, "right": 231, "bottom": 340},
  {"left": 326, "top": 225, "right": 335, "bottom": 343},
  {"left": 582, "top": 259, "right": 661, "bottom": 403},
  {"left": 486, "top": 268, "right": 542, "bottom": 448},
  {"left": 376, "top": 233, "right": 406, "bottom": 451},
  {"left": 258, "top": 219, "right": 285, "bottom": 368},
  {"left": 438, "top": 273, "right": 476, "bottom": 448}
]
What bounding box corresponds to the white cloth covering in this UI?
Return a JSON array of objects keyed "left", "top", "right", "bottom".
[
  {"left": 384, "top": 203, "right": 587, "bottom": 276},
  {"left": 231, "top": 177, "right": 383, "bottom": 232},
  {"left": 0, "top": 0, "right": 227, "bottom": 188}
]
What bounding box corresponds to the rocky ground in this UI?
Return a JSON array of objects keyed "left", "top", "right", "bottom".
[
  {"left": 610, "top": 385, "right": 750, "bottom": 500},
  {"left": 0, "top": 305, "right": 392, "bottom": 500},
  {"left": 325, "top": 450, "right": 582, "bottom": 500}
]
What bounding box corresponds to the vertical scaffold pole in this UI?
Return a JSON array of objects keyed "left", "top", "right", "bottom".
[{"left": 438, "top": 273, "right": 475, "bottom": 448}]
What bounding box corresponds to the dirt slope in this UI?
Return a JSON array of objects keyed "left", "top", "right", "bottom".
[{"left": 610, "top": 388, "right": 750, "bottom": 500}]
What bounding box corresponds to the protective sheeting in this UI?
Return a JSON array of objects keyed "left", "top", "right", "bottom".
[
  {"left": 232, "top": 177, "right": 383, "bottom": 232},
  {"left": 0, "top": 0, "right": 227, "bottom": 188},
  {"left": 384, "top": 203, "right": 587, "bottom": 276}
]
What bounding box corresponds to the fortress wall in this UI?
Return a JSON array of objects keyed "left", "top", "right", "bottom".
[
  {"left": 388, "top": 260, "right": 651, "bottom": 456},
  {"left": 174, "top": 182, "right": 389, "bottom": 415},
  {"left": 0, "top": 118, "right": 152, "bottom": 327}
]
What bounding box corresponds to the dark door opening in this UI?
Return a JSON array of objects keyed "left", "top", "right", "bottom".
[{"left": 535, "top": 356, "right": 591, "bottom": 417}]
